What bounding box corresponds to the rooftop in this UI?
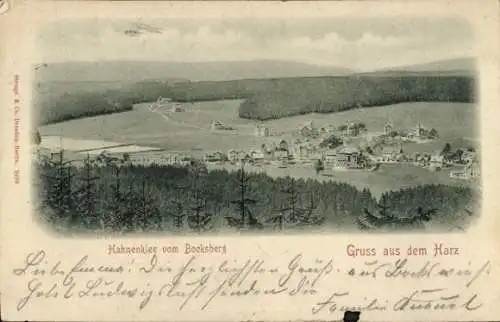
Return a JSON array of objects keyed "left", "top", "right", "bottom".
[
  {"left": 382, "top": 147, "right": 401, "bottom": 154},
  {"left": 338, "top": 146, "right": 360, "bottom": 154}
]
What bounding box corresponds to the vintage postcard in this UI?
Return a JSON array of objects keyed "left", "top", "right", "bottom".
[{"left": 1, "top": 0, "right": 500, "bottom": 321}]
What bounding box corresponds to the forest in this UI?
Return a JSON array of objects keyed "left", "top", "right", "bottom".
[
  {"left": 33, "top": 151, "right": 479, "bottom": 234},
  {"left": 238, "top": 75, "right": 475, "bottom": 120},
  {"left": 35, "top": 74, "right": 475, "bottom": 125}
]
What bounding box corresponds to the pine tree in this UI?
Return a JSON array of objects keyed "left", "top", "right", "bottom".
[
  {"left": 74, "top": 154, "right": 100, "bottom": 228},
  {"left": 266, "top": 210, "right": 287, "bottom": 231},
  {"left": 267, "top": 179, "right": 301, "bottom": 230},
  {"left": 358, "top": 188, "right": 374, "bottom": 215},
  {"left": 108, "top": 164, "right": 124, "bottom": 229},
  {"left": 392, "top": 207, "right": 437, "bottom": 230},
  {"left": 267, "top": 182, "right": 324, "bottom": 230},
  {"left": 284, "top": 180, "right": 301, "bottom": 220},
  {"left": 127, "top": 176, "right": 161, "bottom": 232},
  {"left": 187, "top": 195, "right": 213, "bottom": 232},
  {"left": 170, "top": 184, "right": 187, "bottom": 230},
  {"left": 226, "top": 162, "right": 262, "bottom": 230},
  {"left": 377, "top": 193, "right": 393, "bottom": 219},
  {"left": 357, "top": 193, "right": 394, "bottom": 230},
  {"left": 358, "top": 192, "right": 438, "bottom": 231},
  {"left": 40, "top": 150, "right": 77, "bottom": 226},
  {"left": 96, "top": 152, "right": 128, "bottom": 230},
  {"left": 297, "top": 192, "right": 325, "bottom": 227},
  {"left": 32, "top": 129, "right": 42, "bottom": 146},
  {"left": 186, "top": 162, "right": 212, "bottom": 232},
  {"left": 119, "top": 180, "right": 141, "bottom": 232},
  {"left": 205, "top": 173, "right": 224, "bottom": 228}
]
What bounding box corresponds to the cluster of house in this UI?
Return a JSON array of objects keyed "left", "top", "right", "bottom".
[
  {"left": 106, "top": 138, "right": 480, "bottom": 179},
  {"left": 368, "top": 143, "right": 480, "bottom": 179},
  {"left": 73, "top": 141, "right": 361, "bottom": 170},
  {"left": 295, "top": 121, "right": 319, "bottom": 138},
  {"left": 254, "top": 125, "right": 285, "bottom": 137},
  {"left": 246, "top": 120, "right": 362, "bottom": 142},
  {"left": 194, "top": 119, "right": 458, "bottom": 171},
  {"left": 32, "top": 132, "right": 480, "bottom": 180},
  {"left": 450, "top": 162, "right": 480, "bottom": 180},
  {"left": 294, "top": 120, "right": 367, "bottom": 139},
  {"left": 326, "top": 121, "right": 367, "bottom": 138},
  {"left": 323, "top": 146, "right": 371, "bottom": 169},
  {"left": 127, "top": 152, "right": 192, "bottom": 167},
  {"left": 383, "top": 122, "right": 439, "bottom": 142},
  {"left": 225, "top": 140, "right": 292, "bottom": 164},
  {"left": 316, "top": 120, "right": 436, "bottom": 146},
  {"left": 375, "top": 146, "right": 477, "bottom": 166},
  {"left": 200, "top": 139, "right": 370, "bottom": 170},
  {"left": 33, "top": 113, "right": 475, "bottom": 180}
]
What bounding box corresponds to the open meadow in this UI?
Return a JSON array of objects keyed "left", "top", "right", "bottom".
[{"left": 39, "top": 100, "right": 478, "bottom": 153}]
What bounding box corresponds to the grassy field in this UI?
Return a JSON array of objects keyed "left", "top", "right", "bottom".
[{"left": 40, "top": 100, "right": 478, "bottom": 152}]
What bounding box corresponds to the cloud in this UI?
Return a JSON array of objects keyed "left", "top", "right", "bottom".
[
  {"left": 39, "top": 20, "right": 474, "bottom": 70},
  {"left": 356, "top": 32, "right": 416, "bottom": 47},
  {"left": 287, "top": 31, "right": 418, "bottom": 55},
  {"left": 53, "top": 25, "right": 257, "bottom": 62}
]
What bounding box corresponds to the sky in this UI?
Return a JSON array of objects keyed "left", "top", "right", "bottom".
[{"left": 38, "top": 16, "right": 475, "bottom": 71}]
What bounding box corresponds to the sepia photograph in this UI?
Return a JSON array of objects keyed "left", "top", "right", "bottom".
[
  {"left": 31, "top": 15, "right": 480, "bottom": 235},
  {"left": 2, "top": 1, "right": 500, "bottom": 322}
]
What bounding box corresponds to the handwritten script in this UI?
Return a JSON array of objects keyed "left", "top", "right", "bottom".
[{"left": 11, "top": 250, "right": 491, "bottom": 315}]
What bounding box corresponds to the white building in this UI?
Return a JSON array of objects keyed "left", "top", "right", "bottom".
[
  {"left": 170, "top": 103, "right": 183, "bottom": 112},
  {"left": 450, "top": 161, "right": 480, "bottom": 179},
  {"left": 414, "top": 123, "right": 426, "bottom": 138},
  {"left": 274, "top": 149, "right": 289, "bottom": 160},
  {"left": 227, "top": 149, "right": 248, "bottom": 163},
  {"left": 255, "top": 125, "right": 270, "bottom": 137},
  {"left": 250, "top": 149, "right": 265, "bottom": 162},
  {"left": 323, "top": 150, "right": 337, "bottom": 166},
  {"left": 384, "top": 122, "right": 393, "bottom": 135},
  {"left": 429, "top": 155, "right": 445, "bottom": 171},
  {"left": 153, "top": 97, "right": 172, "bottom": 108},
  {"left": 292, "top": 143, "right": 316, "bottom": 161},
  {"left": 380, "top": 147, "right": 403, "bottom": 163},
  {"left": 204, "top": 151, "right": 226, "bottom": 163}
]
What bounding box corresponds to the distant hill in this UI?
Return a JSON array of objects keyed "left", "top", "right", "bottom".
[
  {"left": 365, "top": 57, "right": 476, "bottom": 76},
  {"left": 34, "top": 60, "right": 353, "bottom": 83},
  {"left": 33, "top": 58, "right": 477, "bottom": 125}
]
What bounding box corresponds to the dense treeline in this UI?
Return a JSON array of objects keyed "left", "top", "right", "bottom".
[
  {"left": 36, "top": 91, "right": 134, "bottom": 125},
  {"left": 238, "top": 75, "right": 476, "bottom": 120},
  {"left": 34, "top": 152, "right": 479, "bottom": 234},
  {"left": 35, "top": 81, "right": 172, "bottom": 125},
  {"left": 35, "top": 74, "right": 475, "bottom": 125}
]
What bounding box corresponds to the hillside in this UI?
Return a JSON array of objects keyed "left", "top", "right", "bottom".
[
  {"left": 34, "top": 79, "right": 185, "bottom": 125},
  {"left": 33, "top": 58, "right": 477, "bottom": 125},
  {"left": 238, "top": 75, "right": 476, "bottom": 120},
  {"left": 33, "top": 59, "right": 353, "bottom": 124},
  {"left": 362, "top": 57, "right": 476, "bottom": 76}
]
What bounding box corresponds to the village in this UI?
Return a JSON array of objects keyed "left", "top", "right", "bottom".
[
  {"left": 52, "top": 117, "right": 478, "bottom": 182},
  {"left": 207, "top": 120, "right": 479, "bottom": 180},
  {"left": 33, "top": 96, "right": 480, "bottom": 182}
]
